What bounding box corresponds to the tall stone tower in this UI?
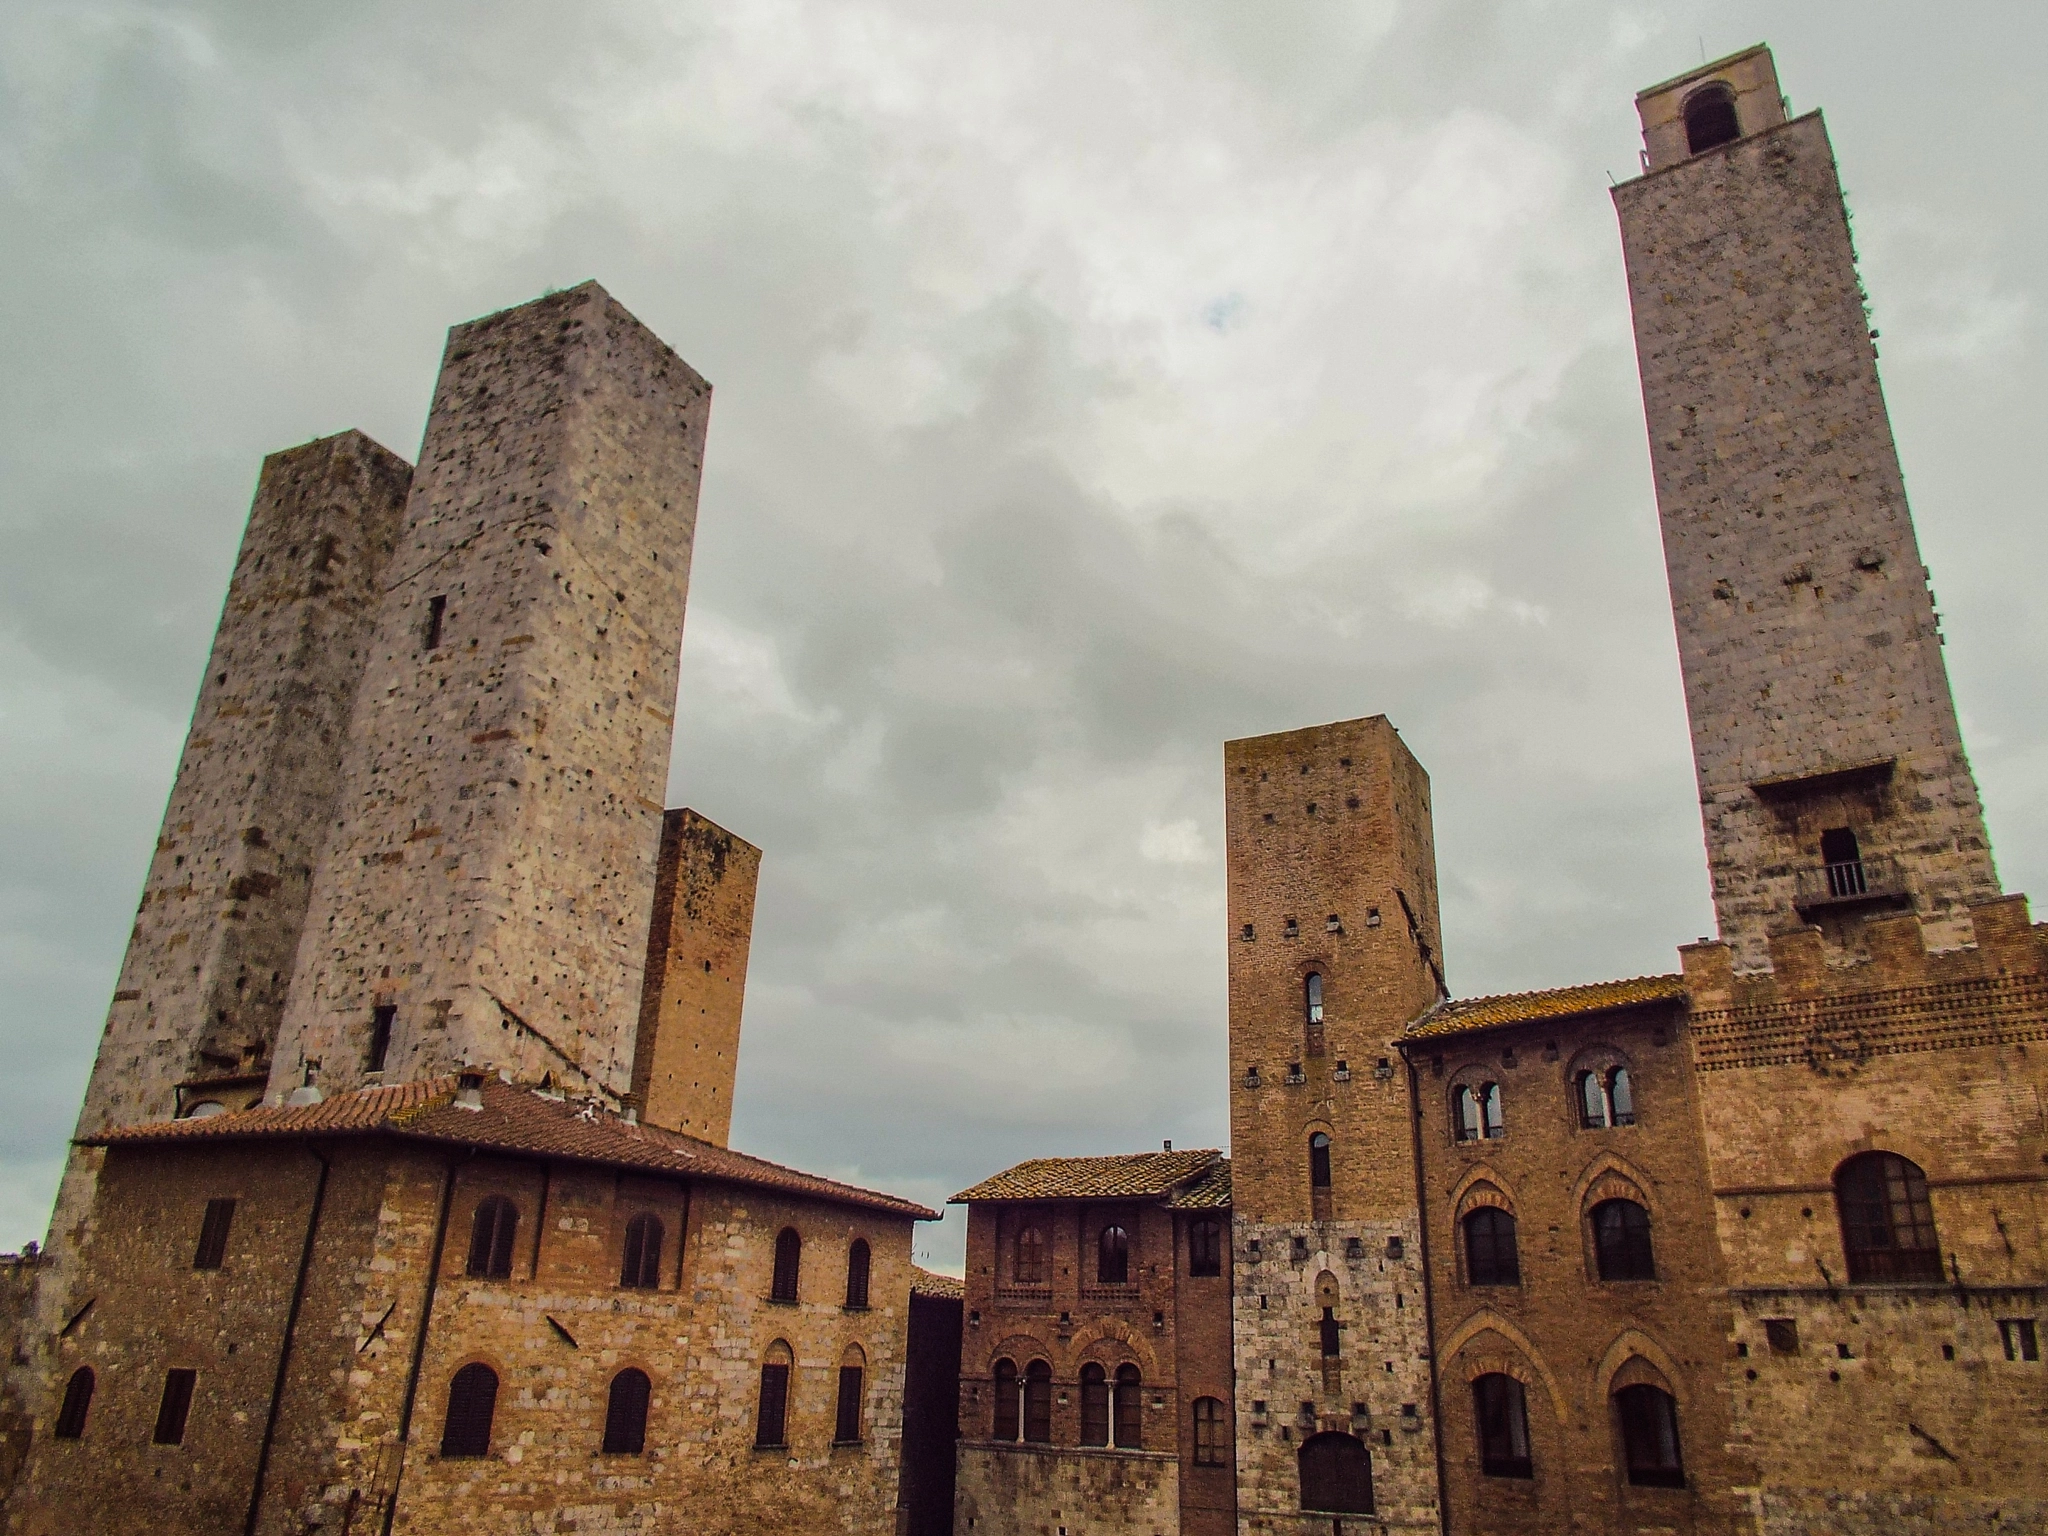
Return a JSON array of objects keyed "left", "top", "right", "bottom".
[
  {"left": 1224, "top": 717, "right": 1445, "bottom": 1533},
  {"left": 1614, "top": 45, "right": 1998, "bottom": 970},
  {"left": 268, "top": 282, "right": 712, "bottom": 1103}
]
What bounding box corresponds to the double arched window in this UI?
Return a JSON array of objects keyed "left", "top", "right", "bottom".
[
  {"left": 466, "top": 1197, "right": 518, "bottom": 1280},
  {"left": 846, "top": 1238, "right": 871, "bottom": 1308},
  {"left": 1473, "top": 1373, "right": 1531, "bottom": 1478},
  {"left": 771, "top": 1228, "right": 802, "bottom": 1302},
  {"left": 1462, "top": 1207, "right": 1520, "bottom": 1286},
  {"left": 1452, "top": 1083, "right": 1503, "bottom": 1142},
  {"left": 602, "top": 1367, "right": 651, "bottom": 1454},
  {"left": 1576, "top": 1065, "right": 1634, "bottom": 1129},
  {"left": 1835, "top": 1152, "right": 1942, "bottom": 1283},
  {"left": 1592, "top": 1200, "right": 1656, "bottom": 1281},
  {"left": 756, "top": 1341, "right": 793, "bottom": 1447},
  {"left": 1098, "top": 1225, "right": 1130, "bottom": 1284},
  {"left": 1192, "top": 1396, "right": 1227, "bottom": 1466},
  {"left": 620, "top": 1214, "right": 663, "bottom": 1290},
  {"left": 441, "top": 1363, "right": 499, "bottom": 1458},
  {"left": 1298, "top": 1431, "right": 1374, "bottom": 1514},
  {"left": 1615, "top": 1383, "right": 1684, "bottom": 1486},
  {"left": 1014, "top": 1224, "right": 1048, "bottom": 1286}
]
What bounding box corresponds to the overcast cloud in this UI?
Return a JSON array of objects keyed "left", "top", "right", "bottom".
[{"left": 3, "top": 0, "right": 2042, "bottom": 1272}]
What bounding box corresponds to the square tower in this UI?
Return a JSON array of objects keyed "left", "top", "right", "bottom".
[
  {"left": 1614, "top": 45, "right": 1998, "bottom": 968},
  {"left": 270, "top": 282, "right": 712, "bottom": 1102},
  {"left": 1224, "top": 717, "right": 1444, "bottom": 1533}
]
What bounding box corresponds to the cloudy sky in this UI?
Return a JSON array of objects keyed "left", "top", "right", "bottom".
[{"left": 3, "top": 1, "right": 2042, "bottom": 1271}]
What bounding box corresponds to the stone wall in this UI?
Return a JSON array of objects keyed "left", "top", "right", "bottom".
[
  {"left": 1224, "top": 718, "right": 1444, "bottom": 1533},
  {"left": 956, "top": 1443, "right": 1179, "bottom": 1536},
  {"left": 270, "top": 282, "right": 712, "bottom": 1103},
  {"left": 632, "top": 808, "right": 760, "bottom": 1143},
  {"left": 1615, "top": 88, "right": 1997, "bottom": 969}
]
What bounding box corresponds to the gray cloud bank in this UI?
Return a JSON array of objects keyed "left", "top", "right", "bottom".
[{"left": 3, "top": 0, "right": 2041, "bottom": 1270}]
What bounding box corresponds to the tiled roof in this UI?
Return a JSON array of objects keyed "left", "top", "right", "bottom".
[
  {"left": 911, "top": 1266, "right": 966, "bottom": 1300},
  {"left": 1405, "top": 974, "right": 1687, "bottom": 1041},
  {"left": 1166, "top": 1158, "right": 1232, "bottom": 1210},
  {"left": 952, "top": 1149, "right": 1224, "bottom": 1205},
  {"left": 88, "top": 1075, "right": 935, "bottom": 1220}
]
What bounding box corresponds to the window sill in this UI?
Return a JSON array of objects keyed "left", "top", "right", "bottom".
[
  {"left": 1481, "top": 1460, "right": 1533, "bottom": 1479},
  {"left": 765, "top": 1296, "right": 799, "bottom": 1306},
  {"left": 751, "top": 1442, "right": 789, "bottom": 1453},
  {"left": 831, "top": 1438, "right": 865, "bottom": 1448},
  {"left": 842, "top": 1303, "right": 871, "bottom": 1313},
  {"left": 1626, "top": 1472, "right": 1687, "bottom": 1490}
]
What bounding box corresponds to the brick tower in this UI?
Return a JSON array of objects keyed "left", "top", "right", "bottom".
[
  {"left": 1614, "top": 45, "right": 1999, "bottom": 970},
  {"left": 1224, "top": 717, "right": 1445, "bottom": 1534},
  {"left": 268, "top": 282, "right": 712, "bottom": 1103}
]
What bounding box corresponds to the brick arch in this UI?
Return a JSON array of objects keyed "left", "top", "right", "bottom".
[
  {"left": 1834, "top": 1131, "right": 1943, "bottom": 1187},
  {"left": 1438, "top": 1313, "right": 1568, "bottom": 1425},
  {"left": 1066, "top": 1318, "right": 1158, "bottom": 1378},
  {"left": 1595, "top": 1329, "right": 1687, "bottom": 1406},
  {"left": 979, "top": 1334, "right": 1054, "bottom": 1376},
  {"left": 1449, "top": 1165, "right": 1516, "bottom": 1218},
  {"left": 1568, "top": 1151, "right": 1656, "bottom": 1219}
]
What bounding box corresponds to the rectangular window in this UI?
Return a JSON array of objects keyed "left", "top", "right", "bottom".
[
  {"left": 755, "top": 1363, "right": 789, "bottom": 1447},
  {"left": 193, "top": 1199, "right": 236, "bottom": 1271},
  {"left": 423, "top": 594, "right": 448, "bottom": 650},
  {"left": 1763, "top": 1319, "right": 1799, "bottom": 1356},
  {"left": 2001, "top": 1319, "right": 2040, "bottom": 1362},
  {"left": 834, "top": 1366, "right": 864, "bottom": 1443},
  {"left": 153, "top": 1369, "right": 197, "bottom": 1445},
  {"left": 1188, "top": 1219, "right": 1222, "bottom": 1278},
  {"left": 367, "top": 1005, "right": 395, "bottom": 1073}
]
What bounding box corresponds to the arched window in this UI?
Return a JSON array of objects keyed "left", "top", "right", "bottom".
[
  {"left": 1473, "top": 1373, "right": 1531, "bottom": 1478},
  {"left": 1453, "top": 1085, "right": 1481, "bottom": 1142},
  {"left": 53, "top": 1366, "right": 93, "bottom": 1440},
  {"left": 1683, "top": 83, "right": 1740, "bottom": 156},
  {"left": 1608, "top": 1066, "right": 1634, "bottom": 1125},
  {"left": 992, "top": 1358, "right": 1020, "bottom": 1440},
  {"left": 602, "top": 1367, "right": 651, "bottom": 1454},
  {"left": 771, "top": 1227, "right": 802, "bottom": 1302},
  {"left": 1014, "top": 1224, "right": 1048, "bottom": 1286},
  {"left": 756, "top": 1341, "right": 793, "bottom": 1448},
  {"left": 620, "top": 1214, "right": 663, "bottom": 1290},
  {"left": 1319, "top": 1306, "right": 1340, "bottom": 1357},
  {"left": 1821, "top": 826, "right": 1865, "bottom": 896},
  {"left": 1080, "top": 1362, "right": 1110, "bottom": 1446},
  {"left": 1188, "top": 1217, "right": 1222, "bottom": 1278},
  {"left": 1098, "top": 1225, "right": 1130, "bottom": 1284},
  {"left": 835, "top": 1344, "right": 866, "bottom": 1443},
  {"left": 1192, "top": 1396, "right": 1227, "bottom": 1466},
  {"left": 1615, "top": 1384, "right": 1685, "bottom": 1487},
  {"left": 465, "top": 1197, "right": 518, "bottom": 1280},
  {"left": 1298, "top": 1430, "right": 1374, "bottom": 1514},
  {"left": 1113, "top": 1363, "right": 1143, "bottom": 1448},
  {"left": 1023, "top": 1359, "right": 1053, "bottom": 1443},
  {"left": 1305, "top": 972, "right": 1324, "bottom": 1025},
  {"left": 846, "top": 1238, "right": 871, "bottom": 1308},
  {"left": 1480, "top": 1083, "right": 1504, "bottom": 1138},
  {"left": 1835, "top": 1152, "right": 1942, "bottom": 1282},
  {"left": 1463, "top": 1207, "right": 1520, "bottom": 1286},
  {"left": 440, "top": 1363, "right": 499, "bottom": 1458},
  {"left": 1577, "top": 1071, "right": 1608, "bottom": 1129},
  {"left": 1593, "top": 1199, "right": 1656, "bottom": 1281},
  {"left": 1309, "top": 1132, "right": 1332, "bottom": 1189}
]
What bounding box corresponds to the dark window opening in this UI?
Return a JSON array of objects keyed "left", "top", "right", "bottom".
[
  {"left": 1113, "top": 1363, "right": 1142, "bottom": 1448},
  {"left": 1098, "top": 1224, "right": 1130, "bottom": 1284},
  {"left": 1683, "top": 83, "right": 1741, "bottom": 155},
  {"left": 755, "top": 1351, "right": 791, "bottom": 1448},
  {"left": 1309, "top": 1132, "right": 1333, "bottom": 1190},
  {"left": 1014, "top": 1224, "right": 1048, "bottom": 1285},
  {"left": 1474, "top": 1373, "right": 1532, "bottom": 1478},
  {"left": 835, "top": 1363, "right": 865, "bottom": 1442},
  {"left": 1764, "top": 1318, "right": 1800, "bottom": 1356},
  {"left": 992, "top": 1359, "right": 1020, "bottom": 1440},
  {"left": 1821, "top": 827, "right": 1867, "bottom": 897},
  {"left": 1320, "top": 1306, "right": 1340, "bottom": 1358},
  {"left": 771, "top": 1227, "right": 802, "bottom": 1301},
  {"left": 367, "top": 1005, "right": 395, "bottom": 1073},
  {"left": 1836, "top": 1152, "right": 1942, "bottom": 1283},
  {"left": 1298, "top": 1430, "right": 1374, "bottom": 1514},
  {"left": 1023, "top": 1360, "right": 1053, "bottom": 1443},
  {"left": 602, "top": 1367, "right": 650, "bottom": 1454},
  {"left": 1188, "top": 1218, "right": 1222, "bottom": 1278},
  {"left": 1616, "top": 1384, "right": 1685, "bottom": 1487},
  {"left": 1463, "top": 1208, "right": 1520, "bottom": 1287},
  {"left": 1305, "top": 973, "right": 1324, "bottom": 1024},
  {"left": 441, "top": 1363, "right": 498, "bottom": 1458},
  {"left": 53, "top": 1367, "right": 93, "bottom": 1440},
  {"left": 1080, "top": 1363, "right": 1110, "bottom": 1446},
  {"left": 845, "top": 1237, "right": 871, "bottom": 1308},
  {"left": 152, "top": 1368, "right": 197, "bottom": 1446},
  {"left": 423, "top": 594, "right": 448, "bottom": 650},
  {"left": 1593, "top": 1199, "right": 1656, "bottom": 1281},
  {"left": 193, "top": 1198, "right": 236, "bottom": 1271},
  {"left": 1193, "top": 1396, "right": 1227, "bottom": 1465},
  {"left": 2001, "top": 1319, "right": 2040, "bottom": 1362},
  {"left": 620, "top": 1214, "right": 664, "bottom": 1290},
  {"left": 466, "top": 1196, "right": 519, "bottom": 1280}
]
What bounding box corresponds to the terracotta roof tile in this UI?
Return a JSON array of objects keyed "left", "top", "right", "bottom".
[
  {"left": 88, "top": 1076, "right": 935, "bottom": 1220},
  {"left": 952, "top": 1149, "right": 1223, "bottom": 1204},
  {"left": 911, "top": 1267, "right": 966, "bottom": 1301},
  {"left": 1166, "top": 1158, "right": 1232, "bottom": 1209},
  {"left": 1405, "top": 974, "right": 1686, "bottom": 1041}
]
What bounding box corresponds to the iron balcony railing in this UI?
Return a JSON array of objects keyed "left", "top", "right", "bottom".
[{"left": 1792, "top": 854, "right": 1907, "bottom": 911}]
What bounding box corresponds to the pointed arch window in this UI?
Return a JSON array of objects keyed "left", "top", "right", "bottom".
[
  {"left": 1593, "top": 1199, "right": 1656, "bottom": 1281},
  {"left": 1462, "top": 1207, "right": 1520, "bottom": 1286},
  {"left": 845, "top": 1238, "right": 871, "bottom": 1308},
  {"left": 620, "top": 1214, "right": 663, "bottom": 1290},
  {"left": 602, "top": 1368, "right": 651, "bottom": 1454},
  {"left": 1473, "top": 1373, "right": 1531, "bottom": 1478},
  {"left": 466, "top": 1197, "right": 518, "bottom": 1280},
  {"left": 1836, "top": 1152, "right": 1942, "bottom": 1282},
  {"left": 1615, "top": 1384, "right": 1685, "bottom": 1487},
  {"left": 771, "top": 1227, "right": 802, "bottom": 1302}
]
